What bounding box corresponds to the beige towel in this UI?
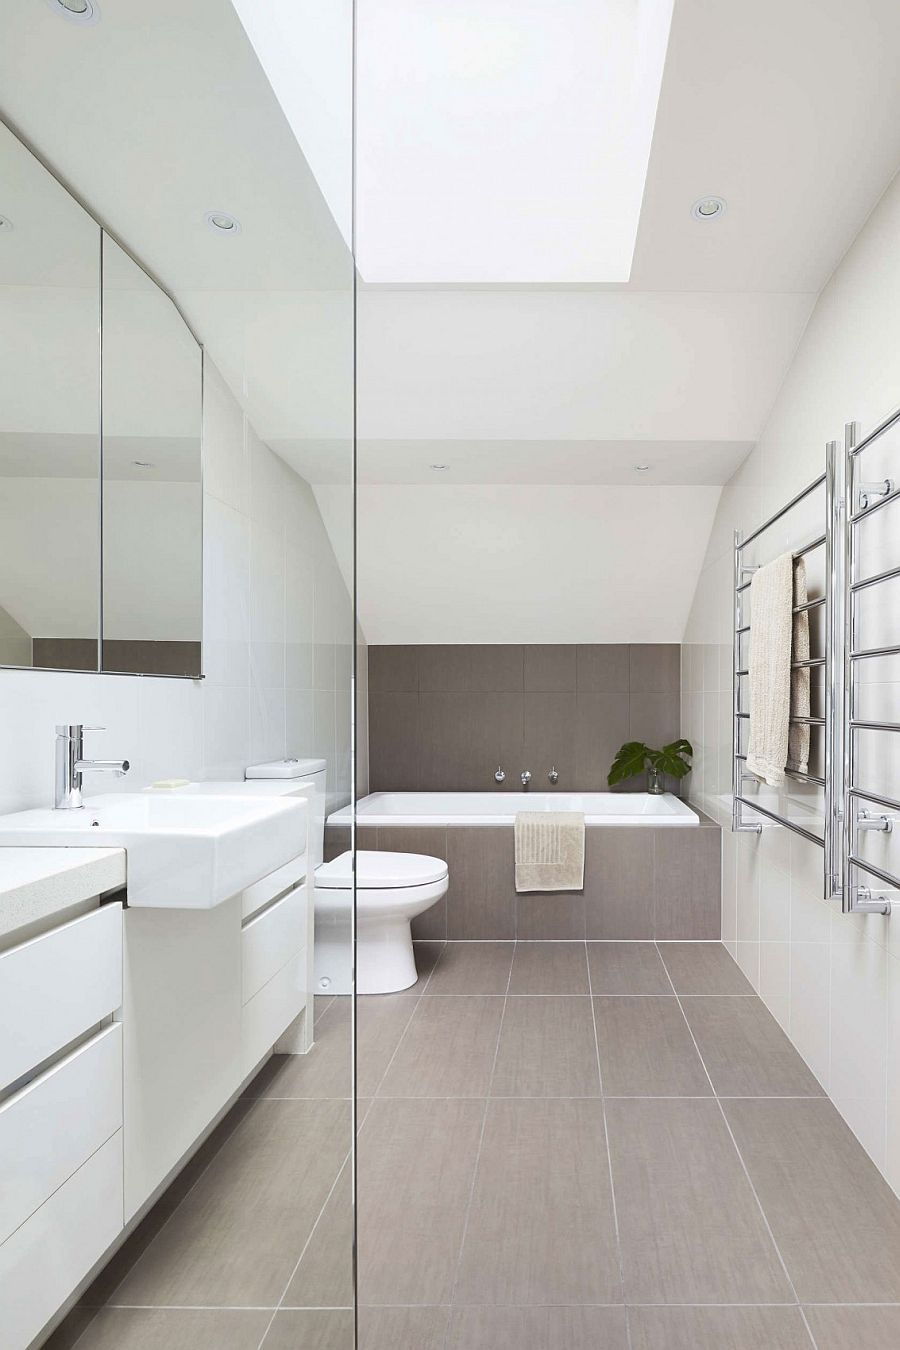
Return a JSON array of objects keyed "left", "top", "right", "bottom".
[
  {"left": 788, "top": 558, "right": 810, "bottom": 775},
  {"left": 746, "top": 552, "right": 809, "bottom": 786},
  {"left": 515, "top": 811, "right": 585, "bottom": 892}
]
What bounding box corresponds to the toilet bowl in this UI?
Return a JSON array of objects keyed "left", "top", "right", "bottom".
[{"left": 314, "top": 850, "right": 448, "bottom": 995}]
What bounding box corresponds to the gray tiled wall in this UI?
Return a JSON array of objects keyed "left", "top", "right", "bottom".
[
  {"left": 367, "top": 644, "right": 682, "bottom": 793},
  {"left": 327, "top": 814, "right": 721, "bottom": 941}
]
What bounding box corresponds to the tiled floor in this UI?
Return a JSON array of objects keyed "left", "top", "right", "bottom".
[{"left": 49, "top": 942, "right": 900, "bottom": 1350}]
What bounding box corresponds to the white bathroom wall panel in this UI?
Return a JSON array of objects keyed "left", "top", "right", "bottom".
[
  {"left": 681, "top": 164, "right": 900, "bottom": 1196},
  {"left": 0, "top": 355, "right": 355, "bottom": 818}
]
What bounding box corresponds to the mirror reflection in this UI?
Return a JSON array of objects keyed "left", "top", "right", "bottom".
[
  {"left": 101, "top": 236, "right": 202, "bottom": 676},
  {"left": 0, "top": 119, "right": 100, "bottom": 670}
]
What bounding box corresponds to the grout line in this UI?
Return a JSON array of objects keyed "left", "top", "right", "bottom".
[
  {"left": 586, "top": 940, "right": 633, "bottom": 1350},
  {"left": 439, "top": 939, "right": 515, "bottom": 1348},
  {"left": 253, "top": 1143, "right": 355, "bottom": 1350},
  {"left": 655, "top": 942, "right": 820, "bottom": 1350}
]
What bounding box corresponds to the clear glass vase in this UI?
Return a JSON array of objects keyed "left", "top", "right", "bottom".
[{"left": 647, "top": 766, "right": 664, "bottom": 795}]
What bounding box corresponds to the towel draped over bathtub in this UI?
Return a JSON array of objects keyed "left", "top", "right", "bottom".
[
  {"left": 745, "top": 552, "right": 810, "bottom": 787},
  {"left": 514, "top": 811, "right": 585, "bottom": 892}
]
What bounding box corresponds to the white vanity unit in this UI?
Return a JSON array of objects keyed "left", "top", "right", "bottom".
[
  {"left": 0, "top": 849, "right": 126, "bottom": 1350},
  {"left": 0, "top": 786, "right": 314, "bottom": 1350}
]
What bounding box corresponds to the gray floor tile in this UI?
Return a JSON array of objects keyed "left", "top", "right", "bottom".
[
  {"left": 508, "top": 941, "right": 589, "bottom": 994},
  {"left": 262, "top": 1309, "right": 355, "bottom": 1349},
  {"left": 628, "top": 1305, "right": 813, "bottom": 1349},
  {"left": 682, "top": 996, "right": 825, "bottom": 1097},
  {"left": 56, "top": 1309, "right": 272, "bottom": 1350},
  {"left": 606, "top": 1097, "right": 792, "bottom": 1304},
  {"left": 357, "top": 1098, "right": 484, "bottom": 1306},
  {"left": 358, "top": 1306, "right": 450, "bottom": 1350},
  {"left": 246, "top": 995, "right": 416, "bottom": 1099},
  {"left": 407, "top": 941, "right": 445, "bottom": 990},
  {"left": 659, "top": 942, "right": 754, "bottom": 994},
  {"left": 283, "top": 1162, "right": 353, "bottom": 1308},
  {"left": 446, "top": 1306, "right": 629, "bottom": 1349},
  {"left": 723, "top": 1098, "right": 900, "bottom": 1302},
  {"left": 803, "top": 1305, "right": 900, "bottom": 1350},
  {"left": 424, "top": 942, "right": 513, "bottom": 994},
  {"left": 594, "top": 996, "right": 711, "bottom": 1096},
  {"left": 491, "top": 996, "right": 601, "bottom": 1097},
  {"left": 454, "top": 1098, "right": 621, "bottom": 1305},
  {"left": 587, "top": 942, "right": 672, "bottom": 994},
  {"left": 377, "top": 996, "right": 504, "bottom": 1097},
  {"left": 111, "top": 1099, "right": 349, "bottom": 1307}
]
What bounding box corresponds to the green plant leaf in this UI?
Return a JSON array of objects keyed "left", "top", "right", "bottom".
[
  {"left": 607, "top": 741, "right": 650, "bottom": 785},
  {"left": 654, "top": 739, "right": 694, "bottom": 779}
]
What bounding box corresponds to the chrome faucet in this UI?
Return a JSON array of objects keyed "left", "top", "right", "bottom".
[
  {"left": 55, "top": 724, "right": 130, "bottom": 809},
  {"left": 520, "top": 769, "right": 532, "bottom": 788}
]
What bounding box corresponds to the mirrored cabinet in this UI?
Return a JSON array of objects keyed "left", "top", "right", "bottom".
[{"left": 0, "top": 119, "right": 203, "bottom": 678}]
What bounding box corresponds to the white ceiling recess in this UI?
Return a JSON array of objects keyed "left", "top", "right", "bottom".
[
  {"left": 318, "top": 484, "right": 721, "bottom": 645},
  {"left": 355, "top": 0, "right": 674, "bottom": 283}
]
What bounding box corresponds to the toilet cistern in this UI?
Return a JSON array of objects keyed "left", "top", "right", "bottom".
[{"left": 55, "top": 724, "right": 130, "bottom": 809}]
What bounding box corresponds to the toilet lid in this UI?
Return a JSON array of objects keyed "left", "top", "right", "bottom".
[{"left": 316, "top": 850, "right": 448, "bottom": 889}]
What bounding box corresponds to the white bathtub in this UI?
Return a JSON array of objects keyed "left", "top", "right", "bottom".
[{"left": 329, "top": 791, "right": 699, "bottom": 827}]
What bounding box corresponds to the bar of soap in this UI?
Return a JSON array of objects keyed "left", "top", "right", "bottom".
[{"left": 149, "top": 778, "right": 192, "bottom": 790}]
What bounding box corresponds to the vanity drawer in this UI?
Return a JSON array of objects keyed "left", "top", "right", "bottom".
[
  {"left": 241, "top": 852, "right": 306, "bottom": 921},
  {"left": 242, "top": 884, "right": 307, "bottom": 1004},
  {"left": 0, "top": 1023, "right": 122, "bottom": 1245},
  {"left": 241, "top": 950, "right": 307, "bottom": 1079},
  {"left": 0, "top": 1129, "right": 123, "bottom": 1350},
  {"left": 0, "top": 902, "right": 122, "bottom": 1092}
]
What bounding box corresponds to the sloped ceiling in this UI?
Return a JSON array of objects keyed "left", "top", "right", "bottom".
[{"left": 3, "top": 0, "right": 900, "bottom": 645}]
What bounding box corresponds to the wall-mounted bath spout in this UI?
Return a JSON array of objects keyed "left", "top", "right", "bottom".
[
  {"left": 520, "top": 770, "right": 532, "bottom": 788},
  {"left": 548, "top": 766, "right": 559, "bottom": 785}
]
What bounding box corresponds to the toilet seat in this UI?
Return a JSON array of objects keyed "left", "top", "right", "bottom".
[{"left": 315, "top": 850, "right": 448, "bottom": 890}]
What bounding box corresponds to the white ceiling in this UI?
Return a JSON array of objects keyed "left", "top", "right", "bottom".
[{"left": 2, "top": 0, "right": 900, "bottom": 643}]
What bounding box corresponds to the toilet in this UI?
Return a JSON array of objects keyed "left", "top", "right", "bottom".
[
  {"left": 241, "top": 760, "right": 448, "bottom": 996},
  {"left": 315, "top": 850, "right": 449, "bottom": 995}
]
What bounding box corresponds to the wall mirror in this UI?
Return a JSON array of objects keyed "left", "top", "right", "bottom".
[
  {"left": 101, "top": 235, "right": 202, "bottom": 676},
  {"left": 0, "top": 119, "right": 101, "bottom": 671},
  {"left": 0, "top": 120, "right": 203, "bottom": 678}
]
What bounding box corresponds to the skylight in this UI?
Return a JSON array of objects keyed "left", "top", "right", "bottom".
[{"left": 356, "top": 0, "right": 674, "bottom": 283}]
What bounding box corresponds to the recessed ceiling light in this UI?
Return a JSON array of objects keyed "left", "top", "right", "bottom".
[
  {"left": 204, "top": 211, "right": 242, "bottom": 235},
  {"left": 47, "top": 0, "right": 100, "bottom": 25},
  {"left": 0, "top": 217, "right": 13, "bottom": 232},
  {"left": 633, "top": 463, "right": 652, "bottom": 473},
  {"left": 429, "top": 463, "right": 450, "bottom": 471},
  {"left": 691, "top": 196, "right": 726, "bottom": 221}
]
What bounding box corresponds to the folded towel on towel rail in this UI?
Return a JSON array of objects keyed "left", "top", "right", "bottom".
[
  {"left": 514, "top": 811, "right": 585, "bottom": 893},
  {"left": 746, "top": 551, "right": 810, "bottom": 786}
]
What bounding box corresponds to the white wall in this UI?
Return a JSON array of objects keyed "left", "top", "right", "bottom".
[
  {"left": 347, "top": 483, "right": 721, "bottom": 645},
  {"left": 0, "top": 355, "right": 355, "bottom": 819},
  {"left": 682, "top": 166, "right": 900, "bottom": 1192}
]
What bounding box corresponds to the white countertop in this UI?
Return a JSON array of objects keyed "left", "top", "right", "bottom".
[{"left": 0, "top": 847, "right": 126, "bottom": 941}]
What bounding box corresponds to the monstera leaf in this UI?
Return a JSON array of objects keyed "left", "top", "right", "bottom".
[
  {"left": 607, "top": 738, "right": 693, "bottom": 786},
  {"left": 607, "top": 741, "right": 653, "bottom": 785},
  {"left": 648, "top": 739, "right": 694, "bottom": 779}
]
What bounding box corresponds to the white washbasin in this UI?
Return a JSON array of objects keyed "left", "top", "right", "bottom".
[{"left": 0, "top": 793, "right": 308, "bottom": 909}]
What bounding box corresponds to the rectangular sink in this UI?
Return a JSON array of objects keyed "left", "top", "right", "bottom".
[{"left": 0, "top": 793, "right": 308, "bottom": 909}]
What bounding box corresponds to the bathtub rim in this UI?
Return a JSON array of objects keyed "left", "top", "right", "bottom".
[{"left": 329, "top": 790, "right": 700, "bottom": 828}]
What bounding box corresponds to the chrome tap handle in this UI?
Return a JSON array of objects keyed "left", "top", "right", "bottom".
[
  {"left": 548, "top": 766, "right": 559, "bottom": 785},
  {"left": 494, "top": 766, "right": 506, "bottom": 783},
  {"left": 520, "top": 769, "right": 532, "bottom": 787}
]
